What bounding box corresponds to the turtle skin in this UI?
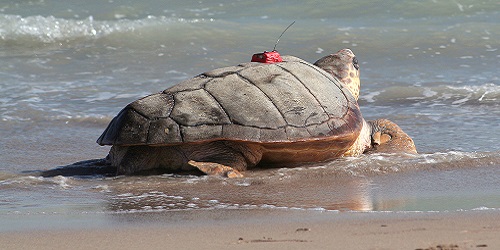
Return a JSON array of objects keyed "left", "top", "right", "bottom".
[{"left": 97, "top": 50, "right": 416, "bottom": 176}]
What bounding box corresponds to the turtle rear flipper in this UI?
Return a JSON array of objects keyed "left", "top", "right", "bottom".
[
  {"left": 185, "top": 141, "right": 262, "bottom": 178},
  {"left": 188, "top": 160, "right": 243, "bottom": 178}
]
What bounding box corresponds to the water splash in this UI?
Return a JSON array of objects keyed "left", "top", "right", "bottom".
[{"left": 0, "top": 14, "right": 212, "bottom": 45}]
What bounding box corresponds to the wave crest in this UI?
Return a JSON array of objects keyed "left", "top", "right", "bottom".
[
  {"left": 361, "top": 83, "right": 499, "bottom": 106},
  {"left": 0, "top": 14, "right": 209, "bottom": 45}
]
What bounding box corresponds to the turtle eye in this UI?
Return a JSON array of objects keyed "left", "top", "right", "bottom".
[{"left": 352, "top": 57, "right": 359, "bottom": 70}]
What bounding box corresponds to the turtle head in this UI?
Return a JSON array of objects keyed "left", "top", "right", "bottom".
[{"left": 314, "top": 48, "right": 360, "bottom": 100}]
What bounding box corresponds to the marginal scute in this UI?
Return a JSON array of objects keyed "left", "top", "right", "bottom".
[
  {"left": 222, "top": 124, "right": 261, "bottom": 141},
  {"left": 341, "top": 86, "right": 357, "bottom": 103},
  {"left": 345, "top": 107, "right": 362, "bottom": 129},
  {"left": 205, "top": 74, "right": 287, "bottom": 129},
  {"left": 181, "top": 124, "right": 223, "bottom": 142},
  {"left": 113, "top": 108, "right": 149, "bottom": 145},
  {"left": 96, "top": 114, "right": 120, "bottom": 145},
  {"left": 170, "top": 89, "right": 231, "bottom": 126},
  {"left": 259, "top": 127, "right": 287, "bottom": 142},
  {"left": 147, "top": 118, "right": 182, "bottom": 144},
  {"left": 285, "top": 126, "right": 312, "bottom": 139},
  {"left": 306, "top": 122, "right": 334, "bottom": 138}
]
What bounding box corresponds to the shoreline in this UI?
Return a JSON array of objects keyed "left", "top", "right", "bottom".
[{"left": 1, "top": 209, "right": 499, "bottom": 250}]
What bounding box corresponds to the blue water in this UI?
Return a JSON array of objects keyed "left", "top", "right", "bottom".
[{"left": 0, "top": 0, "right": 499, "bottom": 231}]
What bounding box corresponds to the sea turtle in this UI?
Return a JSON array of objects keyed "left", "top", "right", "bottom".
[{"left": 97, "top": 49, "right": 416, "bottom": 177}]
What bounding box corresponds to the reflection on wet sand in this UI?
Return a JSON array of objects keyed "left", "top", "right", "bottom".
[
  {"left": 34, "top": 152, "right": 499, "bottom": 215},
  {"left": 106, "top": 169, "right": 378, "bottom": 212}
]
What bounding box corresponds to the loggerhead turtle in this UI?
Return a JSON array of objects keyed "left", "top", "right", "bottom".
[{"left": 97, "top": 49, "right": 416, "bottom": 177}]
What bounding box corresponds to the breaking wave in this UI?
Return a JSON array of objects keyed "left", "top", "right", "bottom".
[
  {"left": 0, "top": 14, "right": 212, "bottom": 45},
  {"left": 361, "top": 83, "right": 500, "bottom": 107}
]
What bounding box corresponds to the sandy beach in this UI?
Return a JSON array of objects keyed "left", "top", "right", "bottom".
[
  {"left": 1, "top": 209, "right": 498, "bottom": 250},
  {"left": 2, "top": 1, "right": 499, "bottom": 250}
]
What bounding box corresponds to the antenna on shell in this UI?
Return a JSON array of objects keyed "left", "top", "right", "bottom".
[
  {"left": 251, "top": 21, "right": 296, "bottom": 64},
  {"left": 273, "top": 21, "right": 296, "bottom": 51}
]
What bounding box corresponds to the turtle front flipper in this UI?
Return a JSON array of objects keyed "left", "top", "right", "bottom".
[
  {"left": 367, "top": 119, "right": 417, "bottom": 154},
  {"left": 188, "top": 160, "right": 244, "bottom": 178}
]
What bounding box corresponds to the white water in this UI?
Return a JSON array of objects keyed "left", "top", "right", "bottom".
[{"left": 0, "top": 0, "right": 499, "bottom": 229}]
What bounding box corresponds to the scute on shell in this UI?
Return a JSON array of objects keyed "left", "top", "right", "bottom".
[{"left": 97, "top": 56, "right": 362, "bottom": 146}]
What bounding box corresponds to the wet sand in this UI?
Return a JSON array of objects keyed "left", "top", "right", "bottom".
[{"left": 1, "top": 209, "right": 498, "bottom": 250}]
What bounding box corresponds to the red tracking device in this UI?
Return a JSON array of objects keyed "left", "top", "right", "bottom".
[
  {"left": 251, "top": 50, "right": 283, "bottom": 63},
  {"left": 250, "top": 21, "right": 295, "bottom": 64}
]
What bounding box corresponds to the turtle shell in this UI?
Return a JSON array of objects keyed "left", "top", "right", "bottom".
[{"left": 97, "top": 56, "right": 362, "bottom": 147}]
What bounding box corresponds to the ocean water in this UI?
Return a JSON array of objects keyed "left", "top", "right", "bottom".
[{"left": 1, "top": 0, "right": 499, "bottom": 231}]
